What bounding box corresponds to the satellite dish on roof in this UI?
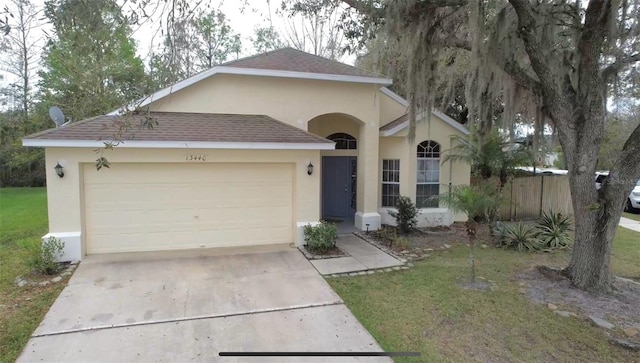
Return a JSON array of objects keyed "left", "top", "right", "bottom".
[{"left": 49, "top": 106, "right": 69, "bottom": 127}]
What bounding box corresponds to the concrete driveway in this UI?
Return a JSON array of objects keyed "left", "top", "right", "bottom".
[{"left": 18, "top": 244, "right": 390, "bottom": 362}]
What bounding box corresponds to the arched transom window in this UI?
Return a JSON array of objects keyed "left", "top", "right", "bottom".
[
  {"left": 416, "top": 140, "right": 441, "bottom": 208},
  {"left": 327, "top": 133, "right": 357, "bottom": 150}
]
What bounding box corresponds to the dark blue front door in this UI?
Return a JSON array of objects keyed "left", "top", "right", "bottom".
[{"left": 322, "top": 156, "right": 357, "bottom": 221}]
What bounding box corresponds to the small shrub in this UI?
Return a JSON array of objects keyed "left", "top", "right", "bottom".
[
  {"left": 303, "top": 221, "right": 338, "bottom": 253},
  {"left": 536, "top": 210, "right": 573, "bottom": 249},
  {"left": 24, "top": 236, "right": 65, "bottom": 275},
  {"left": 388, "top": 196, "right": 418, "bottom": 235},
  {"left": 494, "top": 222, "right": 543, "bottom": 252}
]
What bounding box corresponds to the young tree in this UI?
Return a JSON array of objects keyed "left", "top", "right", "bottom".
[
  {"left": 38, "top": 0, "right": 150, "bottom": 121},
  {"left": 436, "top": 184, "right": 501, "bottom": 282},
  {"left": 297, "top": 0, "right": 640, "bottom": 293}
]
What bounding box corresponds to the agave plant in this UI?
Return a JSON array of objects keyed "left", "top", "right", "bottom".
[
  {"left": 494, "top": 222, "right": 543, "bottom": 252},
  {"left": 536, "top": 211, "right": 573, "bottom": 249}
]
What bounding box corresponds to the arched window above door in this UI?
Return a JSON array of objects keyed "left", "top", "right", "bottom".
[{"left": 327, "top": 133, "right": 357, "bottom": 150}]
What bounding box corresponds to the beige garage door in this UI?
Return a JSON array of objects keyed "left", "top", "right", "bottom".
[{"left": 83, "top": 163, "right": 294, "bottom": 254}]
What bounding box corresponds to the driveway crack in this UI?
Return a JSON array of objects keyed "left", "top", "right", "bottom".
[{"left": 31, "top": 301, "right": 345, "bottom": 338}]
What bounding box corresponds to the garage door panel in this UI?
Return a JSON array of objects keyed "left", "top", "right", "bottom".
[{"left": 84, "top": 163, "right": 294, "bottom": 254}]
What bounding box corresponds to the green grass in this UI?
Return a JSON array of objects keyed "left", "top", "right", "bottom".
[
  {"left": 0, "top": 188, "right": 65, "bottom": 363},
  {"left": 622, "top": 211, "right": 640, "bottom": 221},
  {"left": 611, "top": 227, "right": 640, "bottom": 280},
  {"left": 329, "top": 229, "right": 640, "bottom": 362}
]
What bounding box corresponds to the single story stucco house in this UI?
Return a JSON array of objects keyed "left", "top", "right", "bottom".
[{"left": 23, "top": 47, "right": 470, "bottom": 261}]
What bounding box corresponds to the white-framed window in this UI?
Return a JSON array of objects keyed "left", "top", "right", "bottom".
[
  {"left": 417, "top": 140, "right": 440, "bottom": 208},
  {"left": 382, "top": 159, "right": 400, "bottom": 207},
  {"left": 327, "top": 133, "right": 357, "bottom": 149}
]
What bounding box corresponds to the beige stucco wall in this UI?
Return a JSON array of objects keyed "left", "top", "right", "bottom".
[
  {"left": 148, "top": 74, "right": 382, "bottom": 217},
  {"left": 44, "top": 147, "right": 321, "bottom": 255},
  {"left": 148, "top": 74, "right": 381, "bottom": 131},
  {"left": 379, "top": 90, "right": 407, "bottom": 127},
  {"left": 378, "top": 113, "right": 471, "bottom": 223}
]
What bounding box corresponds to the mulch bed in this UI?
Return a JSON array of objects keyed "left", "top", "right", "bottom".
[
  {"left": 299, "top": 245, "right": 348, "bottom": 260},
  {"left": 356, "top": 222, "right": 493, "bottom": 261}
]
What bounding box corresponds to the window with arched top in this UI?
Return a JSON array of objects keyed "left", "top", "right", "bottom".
[
  {"left": 327, "top": 133, "right": 357, "bottom": 150},
  {"left": 416, "top": 140, "right": 441, "bottom": 208}
]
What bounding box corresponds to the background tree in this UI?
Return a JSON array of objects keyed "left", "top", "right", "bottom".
[
  {"left": 38, "top": 0, "right": 150, "bottom": 122},
  {"left": 251, "top": 26, "right": 287, "bottom": 53},
  {"left": 149, "top": 7, "right": 242, "bottom": 88},
  {"left": 443, "top": 129, "right": 532, "bottom": 189},
  {"left": 280, "top": 2, "right": 347, "bottom": 60},
  {"left": 193, "top": 9, "right": 241, "bottom": 69},
  {"left": 0, "top": 0, "right": 41, "bottom": 121},
  {"left": 597, "top": 108, "right": 640, "bottom": 171}
]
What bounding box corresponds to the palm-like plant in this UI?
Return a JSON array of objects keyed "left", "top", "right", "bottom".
[
  {"left": 434, "top": 183, "right": 501, "bottom": 282},
  {"left": 443, "top": 129, "right": 532, "bottom": 189}
]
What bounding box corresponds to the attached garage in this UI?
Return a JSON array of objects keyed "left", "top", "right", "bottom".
[{"left": 83, "top": 163, "right": 294, "bottom": 254}]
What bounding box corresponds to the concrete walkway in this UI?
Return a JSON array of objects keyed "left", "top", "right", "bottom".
[
  {"left": 619, "top": 216, "right": 640, "bottom": 232},
  {"left": 310, "top": 235, "right": 403, "bottom": 275}
]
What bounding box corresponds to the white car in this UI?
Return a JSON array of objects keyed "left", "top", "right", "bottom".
[
  {"left": 626, "top": 179, "right": 640, "bottom": 212},
  {"left": 595, "top": 172, "right": 640, "bottom": 212}
]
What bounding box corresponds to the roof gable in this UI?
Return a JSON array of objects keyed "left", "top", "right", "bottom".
[
  {"left": 109, "top": 48, "right": 392, "bottom": 115},
  {"left": 223, "top": 48, "right": 382, "bottom": 78},
  {"left": 379, "top": 88, "right": 470, "bottom": 136}
]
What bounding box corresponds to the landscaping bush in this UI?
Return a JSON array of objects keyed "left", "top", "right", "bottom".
[
  {"left": 23, "top": 236, "right": 65, "bottom": 275},
  {"left": 303, "top": 221, "right": 338, "bottom": 253},
  {"left": 494, "top": 222, "right": 543, "bottom": 252},
  {"left": 388, "top": 196, "right": 418, "bottom": 235},
  {"left": 536, "top": 210, "right": 573, "bottom": 249}
]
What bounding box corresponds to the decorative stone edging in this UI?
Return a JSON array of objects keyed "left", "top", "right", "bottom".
[
  {"left": 324, "top": 263, "right": 415, "bottom": 278},
  {"left": 14, "top": 262, "right": 78, "bottom": 287},
  {"left": 538, "top": 294, "right": 640, "bottom": 351}
]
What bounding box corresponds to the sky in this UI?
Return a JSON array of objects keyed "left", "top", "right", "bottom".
[{"left": 0, "top": 0, "right": 355, "bottom": 90}]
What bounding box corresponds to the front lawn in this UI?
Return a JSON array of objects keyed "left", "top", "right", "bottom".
[
  {"left": 329, "top": 227, "right": 640, "bottom": 362},
  {"left": 0, "top": 188, "right": 65, "bottom": 363}
]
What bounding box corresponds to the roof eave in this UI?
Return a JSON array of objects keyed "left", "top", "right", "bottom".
[
  {"left": 108, "top": 66, "right": 393, "bottom": 115},
  {"left": 379, "top": 87, "right": 470, "bottom": 136},
  {"left": 22, "top": 139, "right": 336, "bottom": 150}
]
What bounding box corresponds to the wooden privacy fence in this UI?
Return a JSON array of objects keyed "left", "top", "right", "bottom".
[{"left": 498, "top": 175, "right": 573, "bottom": 221}]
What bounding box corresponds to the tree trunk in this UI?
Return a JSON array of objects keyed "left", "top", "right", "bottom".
[
  {"left": 467, "top": 221, "right": 476, "bottom": 282},
  {"left": 557, "top": 111, "right": 639, "bottom": 293}
]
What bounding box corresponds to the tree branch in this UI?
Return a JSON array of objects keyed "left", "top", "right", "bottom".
[
  {"left": 433, "top": 35, "right": 471, "bottom": 50},
  {"left": 602, "top": 53, "right": 640, "bottom": 79},
  {"left": 508, "top": 0, "right": 560, "bottom": 99},
  {"left": 502, "top": 58, "right": 543, "bottom": 96}
]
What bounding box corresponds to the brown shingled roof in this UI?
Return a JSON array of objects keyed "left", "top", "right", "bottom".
[
  {"left": 222, "top": 47, "right": 384, "bottom": 79},
  {"left": 25, "top": 112, "right": 333, "bottom": 144},
  {"left": 380, "top": 113, "right": 408, "bottom": 131}
]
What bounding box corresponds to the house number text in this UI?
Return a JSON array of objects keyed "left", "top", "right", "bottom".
[{"left": 186, "top": 154, "right": 207, "bottom": 161}]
